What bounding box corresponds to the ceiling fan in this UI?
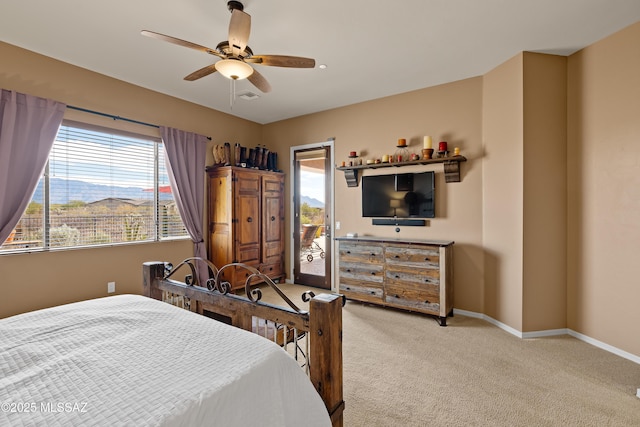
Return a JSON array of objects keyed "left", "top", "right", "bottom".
[{"left": 141, "top": 0, "right": 315, "bottom": 94}]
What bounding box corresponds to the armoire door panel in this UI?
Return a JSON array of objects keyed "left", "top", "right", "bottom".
[
  {"left": 235, "top": 194, "right": 260, "bottom": 247},
  {"left": 263, "top": 195, "right": 281, "bottom": 243},
  {"left": 236, "top": 173, "right": 261, "bottom": 193}
]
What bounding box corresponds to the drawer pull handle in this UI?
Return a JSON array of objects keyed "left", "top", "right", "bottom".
[
  {"left": 371, "top": 272, "right": 376, "bottom": 276},
  {"left": 395, "top": 255, "right": 400, "bottom": 258},
  {"left": 247, "top": 217, "right": 253, "bottom": 222},
  {"left": 271, "top": 216, "right": 276, "bottom": 221},
  {"left": 370, "top": 253, "right": 376, "bottom": 256},
  {"left": 395, "top": 275, "right": 400, "bottom": 278},
  {"left": 346, "top": 269, "right": 351, "bottom": 272},
  {"left": 370, "top": 291, "right": 375, "bottom": 295},
  {"left": 346, "top": 250, "right": 351, "bottom": 254},
  {"left": 346, "top": 286, "right": 351, "bottom": 290},
  {"left": 395, "top": 294, "right": 399, "bottom": 298},
  {"left": 425, "top": 300, "right": 430, "bottom": 304}
]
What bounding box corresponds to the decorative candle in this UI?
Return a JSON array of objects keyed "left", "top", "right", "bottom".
[
  {"left": 349, "top": 151, "right": 357, "bottom": 157},
  {"left": 382, "top": 154, "right": 389, "bottom": 163},
  {"left": 397, "top": 138, "right": 406, "bottom": 147},
  {"left": 439, "top": 141, "right": 448, "bottom": 152},
  {"left": 454, "top": 147, "right": 460, "bottom": 156},
  {"left": 423, "top": 136, "right": 432, "bottom": 149}
]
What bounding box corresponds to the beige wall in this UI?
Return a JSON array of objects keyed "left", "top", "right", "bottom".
[
  {"left": 522, "top": 53, "right": 568, "bottom": 331},
  {"left": 264, "top": 77, "right": 485, "bottom": 313},
  {"left": 481, "top": 54, "right": 524, "bottom": 330},
  {"left": 482, "top": 52, "right": 568, "bottom": 333},
  {"left": 0, "top": 241, "right": 191, "bottom": 318},
  {"left": 567, "top": 22, "right": 640, "bottom": 356},
  {"left": 0, "top": 41, "right": 262, "bottom": 318}
]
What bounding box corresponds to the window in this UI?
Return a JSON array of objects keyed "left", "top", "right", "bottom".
[{"left": 1, "top": 121, "right": 188, "bottom": 251}]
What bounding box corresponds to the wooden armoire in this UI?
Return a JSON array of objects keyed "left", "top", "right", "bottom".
[{"left": 207, "top": 166, "right": 285, "bottom": 290}]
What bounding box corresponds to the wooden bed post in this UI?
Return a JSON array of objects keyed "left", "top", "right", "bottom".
[
  {"left": 309, "top": 293, "right": 344, "bottom": 427},
  {"left": 143, "top": 261, "right": 164, "bottom": 301}
]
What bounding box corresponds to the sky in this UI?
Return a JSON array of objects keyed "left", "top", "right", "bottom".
[{"left": 300, "top": 170, "right": 324, "bottom": 203}]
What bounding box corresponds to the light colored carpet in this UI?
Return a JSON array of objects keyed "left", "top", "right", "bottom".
[{"left": 259, "top": 283, "right": 640, "bottom": 426}]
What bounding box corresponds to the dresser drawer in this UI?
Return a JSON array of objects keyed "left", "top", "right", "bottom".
[
  {"left": 339, "top": 261, "right": 384, "bottom": 284},
  {"left": 385, "top": 245, "right": 439, "bottom": 268},
  {"left": 340, "top": 278, "right": 384, "bottom": 304},
  {"left": 339, "top": 242, "right": 384, "bottom": 264},
  {"left": 259, "top": 261, "right": 283, "bottom": 279},
  {"left": 385, "top": 281, "right": 439, "bottom": 304},
  {"left": 386, "top": 264, "right": 440, "bottom": 286},
  {"left": 385, "top": 280, "right": 440, "bottom": 315}
]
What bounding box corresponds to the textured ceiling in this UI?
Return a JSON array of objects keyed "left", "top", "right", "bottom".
[{"left": 2, "top": 0, "right": 640, "bottom": 124}]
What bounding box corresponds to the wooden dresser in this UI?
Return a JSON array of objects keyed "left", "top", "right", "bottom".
[
  {"left": 207, "top": 166, "right": 285, "bottom": 290},
  {"left": 336, "top": 237, "right": 454, "bottom": 325}
]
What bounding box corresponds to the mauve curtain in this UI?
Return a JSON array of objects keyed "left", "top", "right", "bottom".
[
  {"left": 0, "top": 90, "right": 66, "bottom": 245},
  {"left": 160, "top": 126, "right": 208, "bottom": 284}
]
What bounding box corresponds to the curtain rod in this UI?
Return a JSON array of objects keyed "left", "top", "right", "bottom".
[
  {"left": 67, "top": 105, "right": 211, "bottom": 140},
  {"left": 67, "top": 105, "right": 159, "bottom": 128}
]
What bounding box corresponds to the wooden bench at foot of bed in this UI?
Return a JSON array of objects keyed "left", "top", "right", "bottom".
[{"left": 143, "top": 261, "right": 344, "bottom": 427}]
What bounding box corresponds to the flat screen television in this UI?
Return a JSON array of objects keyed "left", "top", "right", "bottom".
[{"left": 361, "top": 171, "right": 435, "bottom": 218}]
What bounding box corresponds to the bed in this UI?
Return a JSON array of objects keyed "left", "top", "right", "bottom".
[{"left": 0, "top": 259, "right": 344, "bottom": 426}]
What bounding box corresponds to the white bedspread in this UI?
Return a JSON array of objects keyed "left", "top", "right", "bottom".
[{"left": 0, "top": 294, "right": 331, "bottom": 426}]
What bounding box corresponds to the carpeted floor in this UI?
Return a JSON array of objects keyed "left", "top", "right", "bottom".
[{"left": 260, "top": 283, "right": 640, "bottom": 426}]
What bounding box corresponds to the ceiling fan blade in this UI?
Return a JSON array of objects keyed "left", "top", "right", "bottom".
[
  {"left": 247, "top": 68, "right": 272, "bottom": 93},
  {"left": 141, "top": 30, "right": 223, "bottom": 58},
  {"left": 248, "top": 55, "right": 315, "bottom": 68},
  {"left": 184, "top": 64, "right": 218, "bottom": 81},
  {"left": 228, "top": 9, "right": 251, "bottom": 57}
]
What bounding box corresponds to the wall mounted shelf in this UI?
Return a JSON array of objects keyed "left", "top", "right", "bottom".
[{"left": 336, "top": 155, "right": 467, "bottom": 187}]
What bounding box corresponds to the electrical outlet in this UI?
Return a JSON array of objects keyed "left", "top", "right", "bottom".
[
  {"left": 636, "top": 388, "right": 640, "bottom": 399},
  {"left": 107, "top": 282, "right": 115, "bottom": 293},
  {"left": 336, "top": 221, "right": 341, "bottom": 230}
]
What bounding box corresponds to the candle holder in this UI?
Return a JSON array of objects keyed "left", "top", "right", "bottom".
[
  {"left": 394, "top": 146, "right": 409, "bottom": 162},
  {"left": 422, "top": 148, "right": 434, "bottom": 159},
  {"left": 348, "top": 151, "right": 359, "bottom": 167}
]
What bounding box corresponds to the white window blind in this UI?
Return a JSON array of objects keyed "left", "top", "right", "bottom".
[{"left": 1, "top": 121, "right": 187, "bottom": 251}]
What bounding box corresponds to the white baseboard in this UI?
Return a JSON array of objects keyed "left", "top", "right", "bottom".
[
  {"left": 453, "top": 308, "right": 640, "bottom": 365},
  {"left": 566, "top": 329, "right": 640, "bottom": 365}
]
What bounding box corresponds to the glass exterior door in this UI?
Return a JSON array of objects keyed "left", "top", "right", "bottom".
[{"left": 293, "top": 146, "right": 331, "bottom": 289}]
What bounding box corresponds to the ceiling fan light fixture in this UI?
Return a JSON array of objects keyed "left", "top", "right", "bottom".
[{"left": 216, "top": 59, "right": 253, "bottom": 80}]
